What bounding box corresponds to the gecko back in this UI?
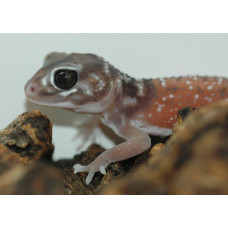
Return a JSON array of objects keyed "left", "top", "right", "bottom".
[{"left": 119, "top": 76, "right": 228, "bottom": 132}]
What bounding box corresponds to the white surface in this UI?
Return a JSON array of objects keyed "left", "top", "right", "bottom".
[{"left": 0, "top": 34, "right": 228, "bottom": 160}]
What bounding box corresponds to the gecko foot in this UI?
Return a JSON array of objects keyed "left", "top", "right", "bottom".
[{"left": 73, "top": 163, "right": 107, "bottom": 185}]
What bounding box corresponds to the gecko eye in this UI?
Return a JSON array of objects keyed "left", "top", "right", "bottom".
[{"left": 54, "top": 70, "right": 78, "bottom": 90}]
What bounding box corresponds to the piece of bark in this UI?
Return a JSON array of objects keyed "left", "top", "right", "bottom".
[
  {"left": 0, "top": 111, "right": 64, "bottom": 194},
  {"left": 101, "top": 101, "right": 228, "bottom": 195},
  {"left": 148, "top": 143, "right": 164, "bottom": 165},
  {"left": 0, "top": 143, "right": 65, "bottom": 194},
  {"left": 173, "top": 106, "right": 197, "bottom": 134},
  {"left": 0, "top": 110, "right": 54, "bottom": 162}
]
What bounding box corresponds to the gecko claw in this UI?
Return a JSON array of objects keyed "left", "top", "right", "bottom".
[
  {"left": 99, "top": 166, "right": 107, "bottom": 175},
  {"left": 73, "top": 164, "right": 88, "bottom": 174},
  {"left": 85, "top": 172, "right": 95, "bottom": 185}
]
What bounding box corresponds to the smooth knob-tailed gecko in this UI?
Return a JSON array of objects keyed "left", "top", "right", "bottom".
[{"left": 24, "top": 52, "right": 228, "bottom": 184}]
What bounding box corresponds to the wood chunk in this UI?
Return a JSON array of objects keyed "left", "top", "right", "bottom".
[
  {"left": 173, "top": 106, "right": 197, "bottom": 133},
  {"left": 0, "top": 111, "right": 64, "bottom": 194},
  {"left": 0, "top": 110, "right": 54, "bottom": 162},
  {"left": 0, "top": 145, "right": 65, "bottom": 194},
  {"left": 148, "top": 143, "right": 164, "bottom": 165}
]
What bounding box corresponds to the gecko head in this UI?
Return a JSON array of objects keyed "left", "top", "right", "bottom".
[{"left": 25, "top": 52, "right": 121, "bottom": 113}]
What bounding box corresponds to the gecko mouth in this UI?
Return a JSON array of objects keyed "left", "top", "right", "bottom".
[
  {"left": 24, "top": 83, "right": 75, "bottom": 109},
  {"left": 25, "top": 91, "right": 77, "bottom": 108}
]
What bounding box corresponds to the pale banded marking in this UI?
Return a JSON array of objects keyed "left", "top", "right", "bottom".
[
  {"left": 130, "top": 119, "right": 172, "bottom": 136},
  {"left": 41, "top": 77, "right": 48, "bottom": 86},
  {"left": 104, "top": 62, "right": 110, "bottom": 74},
  {"left": 136, "top": 81, "right": 146, "bottom": 97},
  {"left": 60, "top": 88, "right": 78, "bottom": 97},
  {"left": 123, "top": 97, "right": 137, "bottom": 106}
]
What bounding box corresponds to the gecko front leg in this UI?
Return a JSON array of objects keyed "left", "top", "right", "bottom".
[{"left": 73, "top": 126, "right": 151, "bottom": 185}]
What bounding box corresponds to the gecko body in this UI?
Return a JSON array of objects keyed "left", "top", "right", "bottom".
[{"left": 24, "top": 52, "right": 228, "bottom": 184}]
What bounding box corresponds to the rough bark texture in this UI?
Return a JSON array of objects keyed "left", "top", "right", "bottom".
[
  {"left": 0, "top": 111, "right": 64, "bottom": 194},
  {"left": 1, "top": 101, "right": 228, "bottom": 194},
  {"left": 0, "top": 110, "right": 54, "bottom": 161}
]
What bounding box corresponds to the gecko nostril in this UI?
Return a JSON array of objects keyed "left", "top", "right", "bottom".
[{"left": 30, "top": 86, "right": 35, "bottom": 92}]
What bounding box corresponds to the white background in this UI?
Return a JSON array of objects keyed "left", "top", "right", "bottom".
[
  {"left": 1, "top": 0, "right": 228, "bottom": 227},
  {"left": 0, "top": 34, "right": 228, "bottom": 159}
]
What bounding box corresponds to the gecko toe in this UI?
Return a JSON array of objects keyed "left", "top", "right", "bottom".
[
  {"left": 73, "top": 164, "right": 88, "bottom": 174},
  {"left": 85, "top": 172, "right": 95, "bottom": 185},
  {"left": 99, "top": 166, "right": 107, "bottom": 175}
]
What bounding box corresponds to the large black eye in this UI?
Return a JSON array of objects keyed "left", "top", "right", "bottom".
[{"left": 54, "top": 70, "right": 78, "bottom": 90}]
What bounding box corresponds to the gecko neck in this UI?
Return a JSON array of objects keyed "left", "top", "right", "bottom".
[{"left": 103, "top": 70, "right": 140, "bottom": 115}]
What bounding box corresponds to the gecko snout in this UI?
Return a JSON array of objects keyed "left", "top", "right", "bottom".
[
  {"left": 24, "top": 80, "right": 40, "bottom": 97},
  {"left": 30, "top": 86, "right": 36, "bottom": 92}
]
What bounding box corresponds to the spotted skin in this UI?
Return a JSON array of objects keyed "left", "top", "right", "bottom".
[
  {"left": 143, "top": 76, "right": 228, "bottom": 129},
  {"left": 24, "top": 52, "right": 228, "bottom": 184}
]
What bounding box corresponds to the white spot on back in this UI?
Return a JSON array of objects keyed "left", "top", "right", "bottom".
[
  {"left": 204, "top": 96, "right": 212, "bottom": 102},
  {"left": 207, "top": 85, "right": 213, "bottom": 90},
  {"left": 217, "top": 78, "right": 223, "bottom": 84},
  {"left": 104, "top": 62, "right": 110, "bottom": 74},
  {"left": 136, "top": 81, "right": 146, "bottom": 97},
  {"left": 160, "top": 78, "right": 166, "bottom": 87},
  {"left": 157, "top": 104, "right": 166, "bottom": 112}
]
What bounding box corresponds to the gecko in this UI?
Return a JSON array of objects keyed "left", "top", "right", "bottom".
[{"left": 24, "top": 52, "right": 228, "bottom": 185}]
